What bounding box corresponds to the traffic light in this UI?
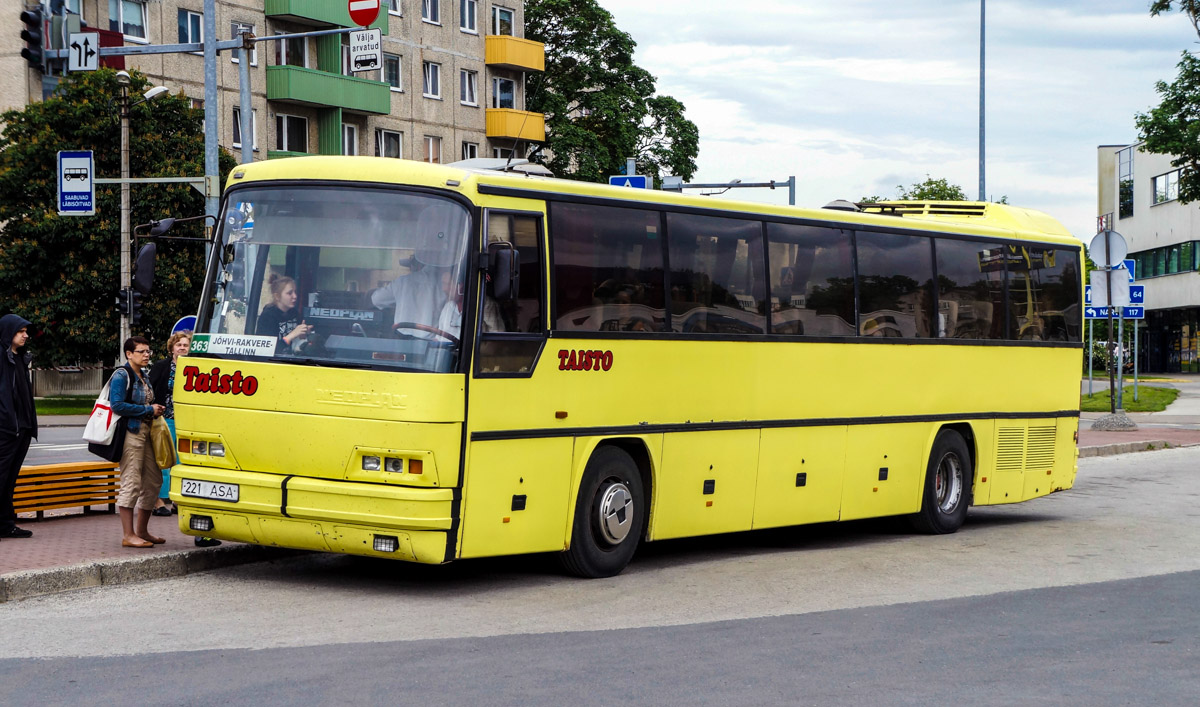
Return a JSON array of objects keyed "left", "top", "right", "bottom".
[
  {"left": 19, "top": 7, "right": 44, "bottom": 70},
  {"left": 115, "top": 289, "right": 131, "bottom": 316},
  {"left": 129, "top": 289, "right": 144, "bottom": 328}
]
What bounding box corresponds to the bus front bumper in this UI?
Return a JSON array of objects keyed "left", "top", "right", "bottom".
[{"left": 168, "top": 464, "right": 454, "bottom": 563}]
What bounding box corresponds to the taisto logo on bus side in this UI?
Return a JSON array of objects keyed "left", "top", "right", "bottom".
[
  {"left": 182, "top": 365, "right": 259, "bottom": 396},
  {"left": 558, "top": 349, "right": 613, "bottom": 371}
]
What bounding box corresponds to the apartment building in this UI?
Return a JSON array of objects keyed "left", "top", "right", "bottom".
[
  {"left": 5, "top": 0, "right": 545, "bottom": 162},
  {"left": 1098, "top": 142, "right": 1200, "bottom": 372}
]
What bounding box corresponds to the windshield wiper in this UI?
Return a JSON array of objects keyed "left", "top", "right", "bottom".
[{"left": 266, "top": 356, "right": 372, "bottom": 370}]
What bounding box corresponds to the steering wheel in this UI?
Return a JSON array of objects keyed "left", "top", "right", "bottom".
[{"left": 392, "top": 321, "right": 460, "bottom": 345}]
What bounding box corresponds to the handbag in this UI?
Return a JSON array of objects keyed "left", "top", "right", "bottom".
[
  {"left": 81, "top": 372, "right": 120, "bottom": 444},
  {"left": 86, "top": 367, "right": 134, "bottom": 463},
  {"left": 151, "top": 417, "right": 176, "bottom": 469}
]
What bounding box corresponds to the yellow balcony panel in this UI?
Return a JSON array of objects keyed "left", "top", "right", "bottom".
[
  {"left": 485, "top": 35, "right": 545, "bottom": 72},
  {"left": 486, "top": 109, "right": 546, "bottom": 142}
]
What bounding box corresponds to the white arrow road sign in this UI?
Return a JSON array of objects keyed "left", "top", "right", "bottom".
[{"left": 68, "top": 32, "right": 99, "bottom": 72}]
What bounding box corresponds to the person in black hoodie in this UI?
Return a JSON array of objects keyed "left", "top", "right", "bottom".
[{"left": 0, "top": 314, "right": 37, "bottom": 539}]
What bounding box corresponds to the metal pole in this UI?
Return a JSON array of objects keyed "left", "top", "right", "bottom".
[
  {"left": 238, "top": 41, "right": 253, "bottom": 165},
  {"left": 119, "top": 79, "right": 131, "bottom": 347},
  {"left": 626, "top": 157, "right": 637, "bottom": 176},
  {"left": 1117, "top": 309, "right": 1125, "bottom": 409},
  {"left": 1134, "top": 319, "right": 1139, "bottom": 402},
  {"left": 1088, "top": 320, "right": 1093, "bottom": 396},
  {"left": 978, "top": 0, "right": 985, "bottom": 202},
  {"left": 788, "top": 176, "right": 795, "bottom": 206},
  {"left": 203, "top": 0, "right": 218, "bottom": 225},
  {"left": 1105, "top": 232, "right": 1116, "bottom": 414}
]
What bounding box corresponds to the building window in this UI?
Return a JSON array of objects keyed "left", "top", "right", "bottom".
[
  {"left": 1153, "top": 170, "right": 1181, "bottom": 205},
  {"left": 384, "top": 0, "right": 402, "bottom": 15},
  {"left": 1118, "top": 146, "right": 1134, "bottom": 219},
  {"left": 460, "top": 0, "right": 477, "bottom": 32},
  {"left": 230, "top": 22, "right": 257, "bottom": 65},
  {"left": 232, "top": 107, "right": 257, "bottom": 151},
  {"left": 383, "top": 53, "right": 402, "bottom": 90},
  {"left": 424, "top": 135, "right": 442, "bottom": 164},
  {"left": 109, "top": 0, "right": 148, "bottom": 40},
  {"left": 275, "top": 32, "right": 306, "bottom": 68},
  {"left": 460, "top": 69, "right": 478, "bottom": 105},
  {"left": 340, "top": 34, "right": 353, "bottom": 76},
  {"left": 190, "top": 98, "right": 204, "bottom": 110},
  {"left": 376, "top": 129, "right": 402, "bottom": 158},
  {"left": 422, "top": 0, "right": 440, "bottom": 24},
  {"left": 492, "top": 77, "right": 515, "bottom": 109},
  {"left": 275, "top": 114, "right": 308, "bottom": 153},
  {"left": 462, "top": 142, "right": 478, "bottom": 160},
  {"left": 493, "top": 147, "right": 513, "bottom": 159},
  {"left": 66, "top": 0, "right": 82, "bottom": 13},
  {"left": 423, "top": 61, "right": 441, "bottom": 98},
  {"left": 341, "top": 124, "right": 358, "bottom": 155},
  {"left": 178, "top": 9, "right": 202, "bottom": 44},
  {"left": 492, "top": 6, "right": 514, "bottom": 35}
]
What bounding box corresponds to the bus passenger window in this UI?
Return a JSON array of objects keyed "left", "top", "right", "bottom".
[
  {"left": 766, "top": 223, "right": 854, "bottom": 336},
  {"left": 550, "top": 202, "right": 667, "bottom": 332},
  {"left": 666, "top": 213, "right": 766, "bottom": 334},
  {"left": 855, "top": 231, "right": 934, "bottom": 338},
  {"left": 935, "top": 238, "right": 1006, "bottom": 340},
  {"left": 1005, "top": 246, "right": 1081, "bottom": 342}
]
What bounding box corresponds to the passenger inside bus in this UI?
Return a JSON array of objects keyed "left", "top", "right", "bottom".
[
  {"left": 435, "top": 270, "right": 504, "bottom": 340},
  {"left": 255, "top": 275, "right": 313, "bottom": 354}
]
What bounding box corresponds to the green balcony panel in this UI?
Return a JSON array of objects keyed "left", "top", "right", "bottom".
[
  {"left": 267, "top": 66, "right": 390, "bottom": 115},
  {"left": 318, "top": 107, "right": 343, "bottom": 156},
  {"left": 265, "top": 0, "right": 388, "bottom": 31}
]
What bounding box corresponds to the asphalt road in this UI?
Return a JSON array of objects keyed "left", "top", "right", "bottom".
[
  {"left": 2, "top": 447, "right": 1200, "bottom": 705},
  {"left": 24, "top": 425, "right": 90, "bottom": 465}
]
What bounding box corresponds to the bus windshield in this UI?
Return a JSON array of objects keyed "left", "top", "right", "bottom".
[{"left": 197, "top": 185, "right": 472, "bottom": 373}]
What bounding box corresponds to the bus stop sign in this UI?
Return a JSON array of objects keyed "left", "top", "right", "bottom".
[{"left": 609, "top": 175, "right": 648, "bottom": 189}]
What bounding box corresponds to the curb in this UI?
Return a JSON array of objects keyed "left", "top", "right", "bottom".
[
  {"left": 1078, "top": 440, "right": 1196, "bottom": 458},
  {"left": 0, "top": 543, "right": 302, "bottom": 604}
]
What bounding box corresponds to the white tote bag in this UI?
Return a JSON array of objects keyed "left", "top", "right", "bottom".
[{"left": 81, "top": 372, "right": 120, "bottom": 445}]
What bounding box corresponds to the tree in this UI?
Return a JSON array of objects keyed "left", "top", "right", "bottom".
[
  {"left": 1136, "top": 2, "right": 1200, "bottom": 203},
  {"left": 525, "top": 0, "right": 699, "bottom": 185},
  {"left": 860, "top": 175, "right": 968, "bottom": 203},
  {"left": 0, "top": 69, "right": 236, "bottom": 367}
]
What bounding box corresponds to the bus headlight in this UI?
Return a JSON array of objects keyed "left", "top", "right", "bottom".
[
  {"left": 208, "top": 442, "right": 225, "bottom": 457},
  {"left": 193, "top": 441, "right": 207, "bottom": 455},
  {"left": 385, "top": 457, "right": 403, "bottom": 473},
  {"left": 373, "top": 535, "right": 399, "bottom": 553},
  {"left": 362, "top": 456, "right": 381, "bottom": 471},
  {"left": 190, "top": 515, "right": 214, "bottom": 532}
]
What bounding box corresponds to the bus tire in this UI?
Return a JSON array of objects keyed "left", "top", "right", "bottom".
[
  {"left": 560, "top": 446, "right": 645, "bottom": 578},
  {"left": 910, "top": 429, "right": 971, "bottom": 534}
]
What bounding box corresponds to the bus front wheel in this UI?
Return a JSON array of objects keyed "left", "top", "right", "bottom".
[
  {"left": 910, "top": 430, "right": 971, "bottom": 534},
  {"left": 560, "top": 446, "right": 645, "bottom": 578}
]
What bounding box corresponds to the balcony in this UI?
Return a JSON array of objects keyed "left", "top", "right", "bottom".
[
  {"left": 267, "top": 66, "right": 390, "bottom": 115},
  {"left": 485, "top": 36, "right": 545, "bottom": 73},
  {"left": 486, "top": 109, "right": 545, "bottom": 142},
  {"left": 265, "top": 0, "right": 388, "bottom": 30}
]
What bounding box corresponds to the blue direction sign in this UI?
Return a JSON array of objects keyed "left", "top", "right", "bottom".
[
  {"left": 1129, "top": 284, "right": 1145, "bottom": 304},
  {"left": 1084, "top": 306, "right": 1144, "bottom": 319},
  {"left": 1117, "top": 258, "right": 1136, "bottom": 282},
  {"left": 57, "top": 150, "right": 95, "bottom": 216},
  {"left": 1085, "top": 285, "right": 1091, "bottom": 305},
  {"left": 608, "top": 175, "right": 648, "bottom": 189}
]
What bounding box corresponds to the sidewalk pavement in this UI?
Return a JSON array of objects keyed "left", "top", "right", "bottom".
[{"left": 8, "top": 382, "right": 1200, "bottom": 604}]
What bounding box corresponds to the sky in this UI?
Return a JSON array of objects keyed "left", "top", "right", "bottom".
[{"left": 595, "top": 0, "right": 1197, "bottom": 241}]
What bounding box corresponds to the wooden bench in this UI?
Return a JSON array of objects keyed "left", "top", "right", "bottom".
[{"left": 14, "top": 461, "right": 120, "bottom": 518}]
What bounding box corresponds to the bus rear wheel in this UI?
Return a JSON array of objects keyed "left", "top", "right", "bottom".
[
  {"left": 560, "top": 446, "right": 645, "bottom": 578},
  {"left": 910, "top": 430, "right": 971, "bottom": 534}
]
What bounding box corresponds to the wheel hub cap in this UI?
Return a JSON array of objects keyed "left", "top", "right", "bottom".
[
  {"left": 937, "top": 453, "right": 963, "bottom": 513},
  {"left": 598, "top": 483, "right": 633, "bottom": 544}
]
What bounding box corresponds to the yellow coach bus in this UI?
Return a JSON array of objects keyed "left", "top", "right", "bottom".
[{"left": 169, "top": 157, "right": 1083, "bottom": 577}]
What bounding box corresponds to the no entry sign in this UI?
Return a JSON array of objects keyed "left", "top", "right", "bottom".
[{"left": 348, "top": 0, "right": 380, "bottom": 27}]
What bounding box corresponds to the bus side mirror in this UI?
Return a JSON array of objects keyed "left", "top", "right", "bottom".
[
  {"left": 487, "top": 242, "right": 520, "bottom": 302},
  {"left": 132, "top": 243, "right": 157, "bottom": 295}
]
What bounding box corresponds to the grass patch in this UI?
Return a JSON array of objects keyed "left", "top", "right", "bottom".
[
  {"left": 35, "top": 395, "right": 95, "bottom": 416},
  {"left": 1081, "top": 385, "right": 1180, "bottom": 413}
]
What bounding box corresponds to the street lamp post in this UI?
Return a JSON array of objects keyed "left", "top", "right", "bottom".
[{"left": 115, "top": 71, "right": 168, "bottom": 346}]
